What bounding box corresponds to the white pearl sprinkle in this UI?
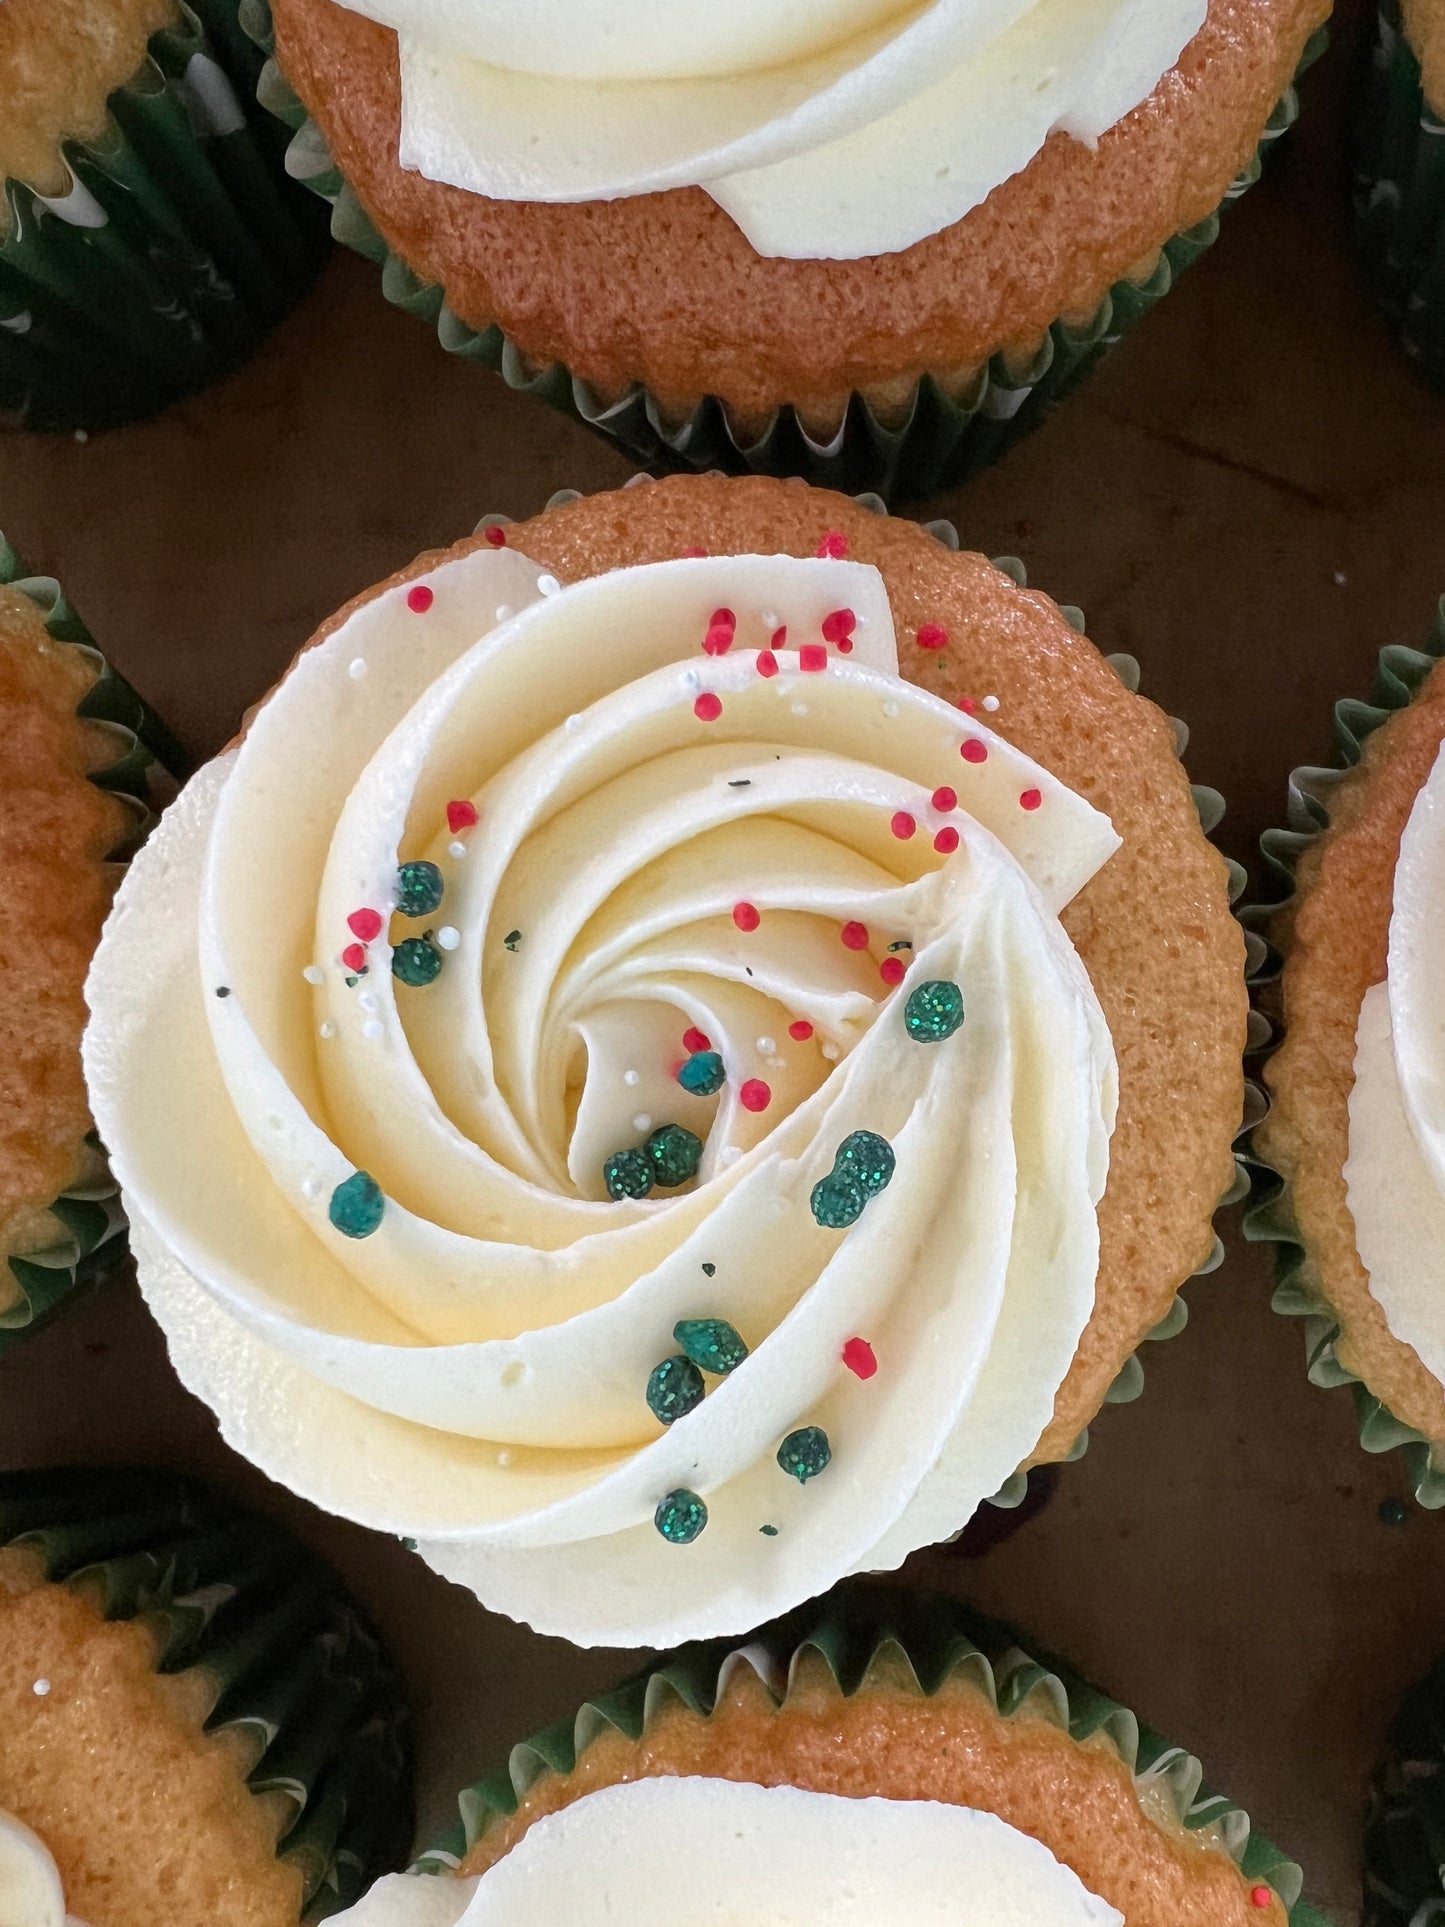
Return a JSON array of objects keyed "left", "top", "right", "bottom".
[
  {"left": 632, "top": 1113, "right": 653, "bottom": 1134},
  {"left": 437, "top": 926, "right": 461, "bottom": 951},
  {"left": 32, "top": 1678, "right": 51, "bottom": 1697},
  {"left": 1334, "top": 570, "right": 1347, "bottom": 587},
  {"left": 363, "top": 1019, "right": 384, "bottom": 1041},
  {"left": 983, "top": 694, "right": 1001, "bottom": 712},
  {"left": 358, "top": 991, "right": 380, "bottom": 1013},
  {"left": 682, "top": 667, "right": 703, "bottom": 693},
  {"left": 756, "top": 1036, "right": 775, "bottom": 1054},
  {"left": 761, "top": 611, "right": 778, "bottom": 630},
  {"left": 497, "top": 1449, "right": 513, "bottom": 1467},
  {"left": 722, "top": 1144, "right": 743, "bottom": 1166},
  {"left": 791, "top": 701, "right": 808, "bottom": 716},
  {"left": 623, "top": 1069, "right": 641, "bottom": 1087},
  {"left": 348, "top": 658, "right": 367, "bottom": 680},
  {"left": 565, "top": 713, "right": 583, "bottom": 730},
  {"left": 449, "top": 840, "right": 468, "bottom": 859},
  {"left": 318, "top": 1021, "right": 336, "bottom": 1040},
  {"left": 495, "top": 604, "right": 514, "bottom": 622},
  {"left": 301, "top": 1176, "right": 322, "bottom": 1199},
  {"left": 303, "top": 964, "right": 325, "bottom": 985},
  {"left": 537, "top": 575, "right": 561, "bottom": 597},
  {"left": 822, "top": 1042, "right": 840, "bottom": 1061},
  {"left": 882, "top": 700, "right": 900, "bottom": 718}
]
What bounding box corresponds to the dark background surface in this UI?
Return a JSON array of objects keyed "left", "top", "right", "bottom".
[{"left": 3, "top": 2, "right": 1444, "bottom": 1917}]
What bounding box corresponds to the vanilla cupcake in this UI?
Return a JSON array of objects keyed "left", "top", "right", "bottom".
[
  {"left": 0, "top": 0, "right": 329, "bottom": 432},
  {"left": 0, "top": 1464, "right": 412, "bottom": 1927},
  {"left": 329, "top": 1589, "right": 1322, "bottom": 1927},
  {"left": 1250, "top": 597, "right": 1445, "bottom": 1500},
  {"left": 0, "top": 532, "right": 176, "bottom": 1355},
  {"left": 245, "top": 0, "right": 1326, "bottom": 497},
  {"left": 85, "top": 475, "right": 1247, "bottom": 1647},
  {"left": 1357, "top": 0, "right": 1445, "bottom": 386}
]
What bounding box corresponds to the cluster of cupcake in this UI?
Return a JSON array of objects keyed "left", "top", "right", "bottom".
[{"left": 5, "top": 0, "right": 1445, "bottom": 1924}]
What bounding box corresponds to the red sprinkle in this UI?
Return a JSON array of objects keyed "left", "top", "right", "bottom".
[
  {"left": 694, "top": 693, "right": 723, "bottom": 722},
  {"left": 842, "top": 1336, "right": 878, "bottom": 1379},
  {"left": 890, "top": 811, "right": 917, "bottom": 841},
  {"left": 770, "top": 625, "right": 788, "bottom": 648},
  {"left": 879, "top": 956, "right": 906, "bottom": 986},
  {"left": 821, "top": 609, "right": 856, "bottom": 643},
  {"left": 816, "top": 530, "right": 848, "bottom": 559},
  {"left": 1020, "top": 787, "right": 1042, "bottom": 811},
  {"left": 682, "top": 1026, "right": 712, "bottom": 1054},
  {"left": 446, "top": 799, "right": 479, "bottom": 832},
  {"left": 957, "top": 695, "right": 978, "bottom": 714},
  {"left": 933, "top": 827, "right": 960, "bottom": 855},
  {"left": 799, "top": 643, "right": 828, "bottom": 673},
  {"left": 916, "top": 622, "right": 948, "bottom": 650},
  {"left": 733, "top": 902, "right": 761, "bottom": 933},
  {"left": 739, "top": 1078, "right": 772, "bottom": 1113},
  {"left": 960, "top": 738, "right": 988, "bottom": 764},
  {"left": 788, "top": 1019, "right": 814, "bottom": 1041},
  {"left": 1249, "top": 1890, "right": 1272, "bottom": 1911},
  {"left": 702, "top": 625, "right": 734, "bottom": 656},
  {"left": 406, "top": 584, "right": 434, "bottom": 613},
  {"left": 836, "top": 636, "right": 854, "bottom": 654},
  {"left": 682, "top": 544, "right": 707, "bottom": 558},
  {"left": 347, "top": 908, "right": 383, "bottom": 942},
  {"left": 931, "top": 786, "right": 957, "bottom": 812},
  {"left": 840, "top": 921, "right": 869, "bottom": 951},
  {"left": 757, "top": 650, "right": 779, "bottom": 679},
  {"left": 341, "top": 942, "right": 368, "bottom": 973},
  {"left": 482, "top": 525, "right": 507, "bottom": 548},
  {"left": 710, "top": 607, "right": 736, "bottom": 631}
]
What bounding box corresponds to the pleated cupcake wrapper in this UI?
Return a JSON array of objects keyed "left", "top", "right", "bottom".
[
  {"left": 1364, "top": 1647, "right": 1445, "bottom": 1925},
  {"left": 243, "top": 4, "right": 1322, "bottom": 504},
  {"left": 411, "top": 1586, "right": 1321, "bottom": 1922},
  {"left": 473, "top": 484, "right": 1247, "bottom": 1520},
  {"left": 0, "top": 534, "right": 185, "bottom": 1354},
  {"left": 0, "top": 0, "right": 330, "bottom": 434},
  {"left": 1241, "top": 596, "right": 1445, "bottom": 1506},
  {"left": 0, "top": 1466, "right": 414, "bottom": 1920},
  {"left": 1355, "top": 0, "right": 1445, "bottom": 389}
]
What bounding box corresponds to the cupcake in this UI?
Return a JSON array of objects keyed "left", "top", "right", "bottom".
[
  {"left": 0, "top": 0, "right": 330, "bottom": 433},
  {"left": 1365, "top": 1643, "right": 1445, "bottom": 1924},
  {"left": 246, "top": 0, "right": 1327, "bottom": 499},
  {"left": 1356, "top": 0, "right": 1445, "bottom": 386},
  {"left": 0, "top": 1464, "right": 413, "bottom": 1926},
  {"left": 332, "top": 1589, "right": 1322, "bottom": 1927},
  {"left": 84, "top": 474, "right": 1248, "bottom": 1647},
  {"left": 0, "top": 532, "right": 178, "bottom": 1355},
  {"left": 1249, "top": 597, "right": 1445, "bottom": 1502}
]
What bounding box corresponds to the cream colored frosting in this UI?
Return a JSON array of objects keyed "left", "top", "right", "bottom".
[
  {"left": 1347, "top": 739, "right": 1445, "bottom": 1379},
  {"left": 0, "top": 1813, "right": 89, "bottom": 1927},
  {"left": 330, "top": 1779, "right": 1123, "bottom": 1925},
  {"left": 336, "top": 0, "right": 1205, "bottom": 259},
  {"left": 85, "top": 547, "right": 1119, "bottom": 1648}
]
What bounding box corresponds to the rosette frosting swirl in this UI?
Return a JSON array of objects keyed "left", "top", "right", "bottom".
[
  {"left": 332, "top": 1779, "right": 1122, "bottom": 1925},
  {"left": 86, "top": 544, "right": 1119, "bottom": 1647},
  {"left": 1347, "top": 739, "right": 1445, "bottom": 1378},
  {"left": 335, "top": 0, "right": 1206, "bottom": 258}
]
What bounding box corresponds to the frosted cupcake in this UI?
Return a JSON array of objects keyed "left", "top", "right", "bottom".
[
  {"left": 0, "top": 531, "right": 177, "bottom": 1355},
  {"left": 85, "top": 475, "right": 1247, "bottom": 1647},
  {"left": 0, "top": 0, "right": 329, "bottom": 432},
  {"left": 329, "top": 1590, "right": 1322, "bottom": 1927},
  {"left": 0, "top": 1464, "right": 412, "bottom": 1927},
  {"left": 246, "top": 0, "right": 1327, "bottom": 497},
  {"left": 1251, "top": 596, "right": 1445, "bottom": 1501}
]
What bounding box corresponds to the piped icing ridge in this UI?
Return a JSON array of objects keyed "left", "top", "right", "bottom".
[
  {"left": 85, "top": 545, "right": 1119, "bottom": 1647},
  {"left": 0, "top": 1811, "right": 90, "bottom": 1927}
]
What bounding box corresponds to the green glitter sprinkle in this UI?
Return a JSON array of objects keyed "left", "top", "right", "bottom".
[
  {"left": 759, "top": 1524, "right": 779, "bottom": 1536},
  {"left": 396, "top": 859, "right": 444, "bottom": 918},
  {"left": 503, "top": 929, "right": 523, "bottom": 951},
  {"left": 904, "top": 979, "right": 965, "bottom": 1044},
  {"left": 647, "top": 1123, "right": 703, "bottom": 1187},
  {"left": 655, "top": 1488, "right": 708, "bottom": 1543},
  {"left": 837, "top": 1130, "right": 895, "bottom": 1195},
  {"left": 677, "top": 1049, "right": 726, "bottom": 1097},
  {"left": 399, "top": 1536, "right": 418, "bottom": 1552},
  {"left": 777, "top": 1425, "right": 832, "bottom": 1483},
  {"left": 392, "top": 936, "right": 443, "bottom": 986},
  {"left": 887, "top": 939, "right": 914, "bottom": 953},
  {"left": 701, "top": 1262, "right": 716, "bottom": 1277},
  {"left": 214, "top": 985, "right": 231, "bottom": 998},
  {"left": 603, "top": 1147, "right": 653, "bottom": 1200},
  {"left": 344, "top": 972, "right": 365, "bottom": 987},
  {"left": 809, "top": 1171, "right": 867, "bottom": 1228},
  {"left": 1380, "top": 1497, "right": 1409, "bottom": 1526},
  {"left": 328, "top": 1171, "right": 385, "bottom": 1239},
  {"left": 646, "top": 1355, "right": 705, "bottom": 1425},
  {"left": 674, "top": 1317, "right": 748, "bottom": 1376}
]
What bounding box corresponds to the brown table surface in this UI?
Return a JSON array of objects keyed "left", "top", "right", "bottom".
[{"left": 3, "top": 4, "right": 1443, "bottom": 1918}]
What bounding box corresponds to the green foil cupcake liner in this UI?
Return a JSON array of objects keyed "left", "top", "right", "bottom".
[
  {"left": 243, "top": 6, "right": 1323, "bottom": 504},
  {"left": 410, "top": 1584, "right": 1321, "bottom": 1923},
  {"left": 1355, "top": 0, "right": 1445, "bottom": 388},
  {"left": 0, "top": 1465, "right": 414, "bottom": 1919},
  {"left": 0, "top": 531, "right": 185, "bottom": 1355},
  {"left": 1243, "top": 596, "right": 1445, "bottom": 1506},
  {"left": 1365, "top": 1646, "right": 1445, "bottom": 1924},
  {"left": 0, "top": 0, "right": 330, "bottom": 433},
  {"left": 477, "top": 486, "right": 1247, "bottom": 1524}
]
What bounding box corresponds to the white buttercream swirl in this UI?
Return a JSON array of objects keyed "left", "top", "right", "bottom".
[
  {"left": 330, "top": 1779, "right": 1123, "bottom": 1925},
  {"left": 1347, "top": 738, "right": 1445, "bottom": 1378},
  {"left": 85, "top": 547, "right": 1119, "bottom": 1648},
  {"left": 0, "top": 1813, "right": 90, "bottom": 1927},
  {"left": 335, "top": 0, "right": 1206, "bottom": 259}
]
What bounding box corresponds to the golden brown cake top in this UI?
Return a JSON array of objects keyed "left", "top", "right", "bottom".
[
  {"left": 1405, "top": 0, "right": 1445, "bottom": 112},
  {"left": 0, "top": 0, "right": 177, "bottom": 198},
  {"left": 0, "top": 584, "right": 128, "bottom": 1293}
]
